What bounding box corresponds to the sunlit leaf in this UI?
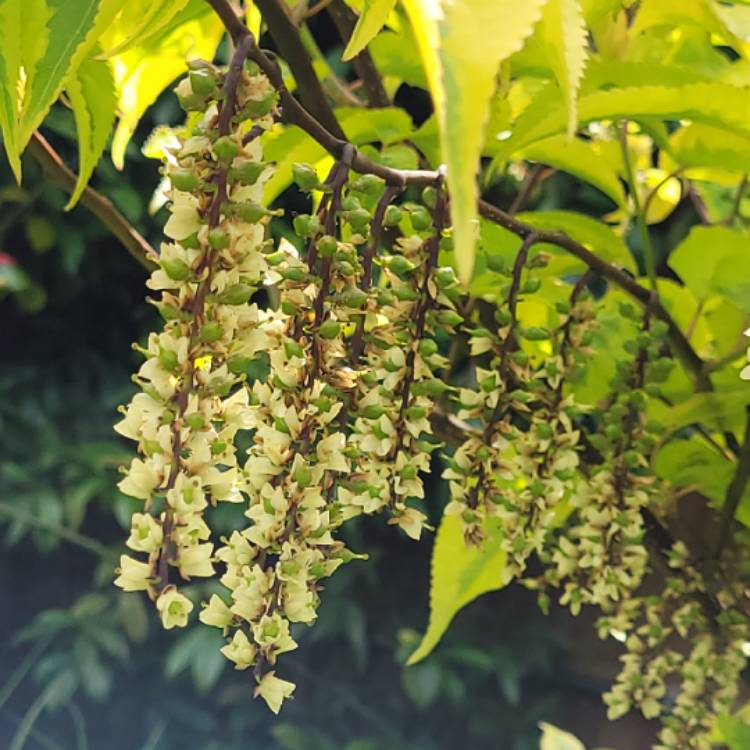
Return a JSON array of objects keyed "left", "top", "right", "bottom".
[
  {"left": 407, "top": 514, "right": 507, "bottom": 665},
  {"left": 342, "top": 0, "right": 397, "bottom": 61},
  {"left": 539, "top": 722, "right": 586, "bottom": 750},
  {"left": 401, "top": 0, "right": 547, "bottom": 284},
  {"left": 538, "top": 0, "right": 588, "bottom": 136},
  {"left": 65, "top": 53, "right": 117, "bottom": 208},
  {"left": 17, "top": 0, "right": 125, "bottom": 150},
  {"left": 519, "top": 135, "right": 624, "bottom": 206},
  {"left": 99, "top": 0, "right": 190, "bottom": 59},
  {"left": 106, "top": 0, "right": 223, "bottom": 169},
  {"left": 492, "top": 83, "right": 750, "bottom": 164},
  {"left": 670, "top": 225, "right": 750, "bottom": 312}
]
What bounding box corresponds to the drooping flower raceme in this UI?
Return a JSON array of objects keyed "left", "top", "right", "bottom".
[{"left": 114, "top": 60, "right": 276, "bottom": 637}]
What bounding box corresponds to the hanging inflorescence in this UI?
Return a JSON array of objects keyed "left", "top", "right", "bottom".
[{"left": 114, "top": 56, "right": 750, "bottom": 736}]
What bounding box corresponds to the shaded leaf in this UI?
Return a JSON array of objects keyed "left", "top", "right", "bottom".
[{"left": 407, "top": 515, "right": 507, "bottom": 665}]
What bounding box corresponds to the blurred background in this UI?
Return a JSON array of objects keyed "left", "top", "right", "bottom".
[{"left": 0, "top": 26, "right": 683, "bottom": 750}]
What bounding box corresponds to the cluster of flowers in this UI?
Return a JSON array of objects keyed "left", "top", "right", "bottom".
[
  {"left": 114, "top": 56, "right": 469, "bottom": 711},
  {"left": 600, "top": 542, "right": 748, "bottom": 749},
  {"left": 443, "top": 246, "right": 588, "bottom": 576},
  {"left": 112, "top": 59, "right": 750, "bottom": 731}
]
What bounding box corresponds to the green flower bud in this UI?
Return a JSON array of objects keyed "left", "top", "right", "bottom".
[
  {"left": 555, "top": 300, "right": 571, "bottom": 315},
  {"left": 189, "top": 68, "right": 217, "bottom": 97},
  {"left": 345, "top": 208, "right": 372, "bottom": 232},
  {"left": 143, "top": 440, "right": 162, "bottom": 458},
  {"left": 154, "top": 302, "right": 182, "bottom": 321},
  {"left": 181, "top": 232, "right": 201, "bottom": 250},
  {"left": 522, "top": 326, "right": 550, "bottom": 341},
  {"left": 236, "top": 201, "right": 271, "bottom": 223},
  {"left": 170, "top": 167, "right": 201, "bottom": 192},
  {"left": 242, "top": 91, "right": 277, "bottom": 118},
  {"left": 437, "top": 310, "right": 463, "bottom": 327},
  {"left": 361, "top": 404, "right": 385, "bottom": 419},
  {"left": 208, "top": 227, "right": 230, "bottom": 250},
  {"left": 280, "top": 266, "right": 307, "bottom": 282},
  {"left": 211, "top": 440, "right": 227, "bottom": 455},
  {"left": 409, "top": 205, "right": 432, "bottom": 231},
  {"left": 343, "top": 288, "right": 368, "bottom": 308},
  {"left": 421, "top": 186, "right": 438, "bottom": 209},
  {"left": 317, "top": 235, "right": 338, "bottom": 257},
  {"left": 392, "top": 285, "right": 420, "bottom": 302},
  {"left": 213, "top": 136, "right": 239, "bottom": 163},
  {"left": 439, "top": 235, "right": 454, "bottom": 252},
  {"left": 158, "top": 347, "right": 179, "bottom": 371},
  {"left": 200, "top": 322, "right": 223, "bottom": 342},
  {"left": 319, "top": 319, "right": 341, "bottom": 339},
  {"left": 293, "top": 466, "right": 312, "bottom": 488},
  {"left": 219, "top": 283, "right": 254, "bottom": 305},
  {"left": 388, "top": 255, "right": 417, "bottom": 276},
  {"left": 338, "top": 260, "right": 356, "bottom": 276},
  {"left": 523, "top": 277, "right": 541, "bottom": 294},
  {"left": 401, "top": 464, "right": 418, "bottom": 480},
  {"left": 384, "top": 205, "right": 402, "bottom": 226},
  {"left": 185, "top": 413, "right": 205, "bottom": 430},
  {"left": 292, "top": 214, "right": 321, "bottom": 238},
  {"left": 511, "top": 350, "right": 529, "bottom": 365},
  {"left": 312, "top": 397, "right": 332, "bottom": 412},
  {"left": 412, "top": 379, "right": 449, "bottom": 396},
  {"left": 161, "top": 258, "right": 191, "bottom": 281},
  {"left": 292, "top": 163, "right": 320, "bottom": 192},
  {"left": 406, "top": 405, "right": 427, "bottom": 420},
  {"left": 341, "top": 195, "right": 361, "bottom": 211},
  {"left": 274, "top": 416, "right": 291, "bottom": 435},
  {"left": 419, "top": 339, "right": 439, "bottom": 357},
  {"left": 284, "top": 340, "right": 305, "bottom": 359},
  {"left": 281, "top": 300, "right": 300, "bottom": 315},
  {"left": 230, "top": 160, "right": 267, "bottom": 186},
  {"left": 350, "top": 174, "right": 385, "bottom": 195},
  {"left": 434, "top": 266, "right": 457, "bottom": 287},
  {"left": 486, "top": 255, "right": 506, "bottom": 273},
  {"left": 177, "top": 90, "right": 207, "bottom": 111},
  {"left": 227, "top": 355, "right": 253, "bottom": 374}
]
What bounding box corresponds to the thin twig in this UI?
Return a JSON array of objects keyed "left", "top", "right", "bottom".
[
  {"left": 619, "top": 122, "right": 658, "bottom": 292},
  {"left": 27, "top": 133, "right": 156, "bottom": 271},
  {"left": 713, "top": 407, "right": 750, "bottom": 558}
]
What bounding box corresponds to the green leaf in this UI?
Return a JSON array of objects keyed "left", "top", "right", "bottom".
[
  {"left": 664, "top": 123, "right": 750, "bottom": 175},
  {"left": 106, "top": 0, "right": 223, "bottom": 169},
  {"left": 401, "top": 0, "right": 547, "bottom": 284},
  {"left": 491, "top": 83, "right": 750, "bottom": 164},
  {"left": 539, "top": 722, "right": 586, "bottom": 750},
  {"left": 718, "top": 715, "right": 750, "bottom": 750},
  {"left": 0, "top": 0, "right": 50, "bottom": 180},
  {"left": 17, "top": 0, "right": 125, "bottom": 151},
  {"left": 519, "top": 136, "right": 624, "bottom": 206},
  {"left": 99, "top": 0, "right": 190, "bottom": 58},
  {"left": 337, "top": 106, "right": 414, "bottom": 146},
  {"left": 653, "top": 436, "right": 750, "bottom": 527},
  {"left": 669, "top": 226, "right": 750, "bottom": 312},
  {"left": 342, "top": 0, "right": 397, "bottom": 61},
  {"left": 517, "top": 210, "right": 635, "bottom": 271},
  {"left": 64, "top": 53, "right": 117, "bottom": 208},
  {"left": 538, "top": 0, "right": 588, "bottom": 137},
  {"left": 407, "top": 514, "right": 507, "bottom": 665}
]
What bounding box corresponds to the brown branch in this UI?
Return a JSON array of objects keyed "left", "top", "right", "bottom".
[
  {"left": 27, "top": 132, "right": 156, "bottom": 271},
  {"left": 713, "top": 407, "right": 750, "bottom": 558}
]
